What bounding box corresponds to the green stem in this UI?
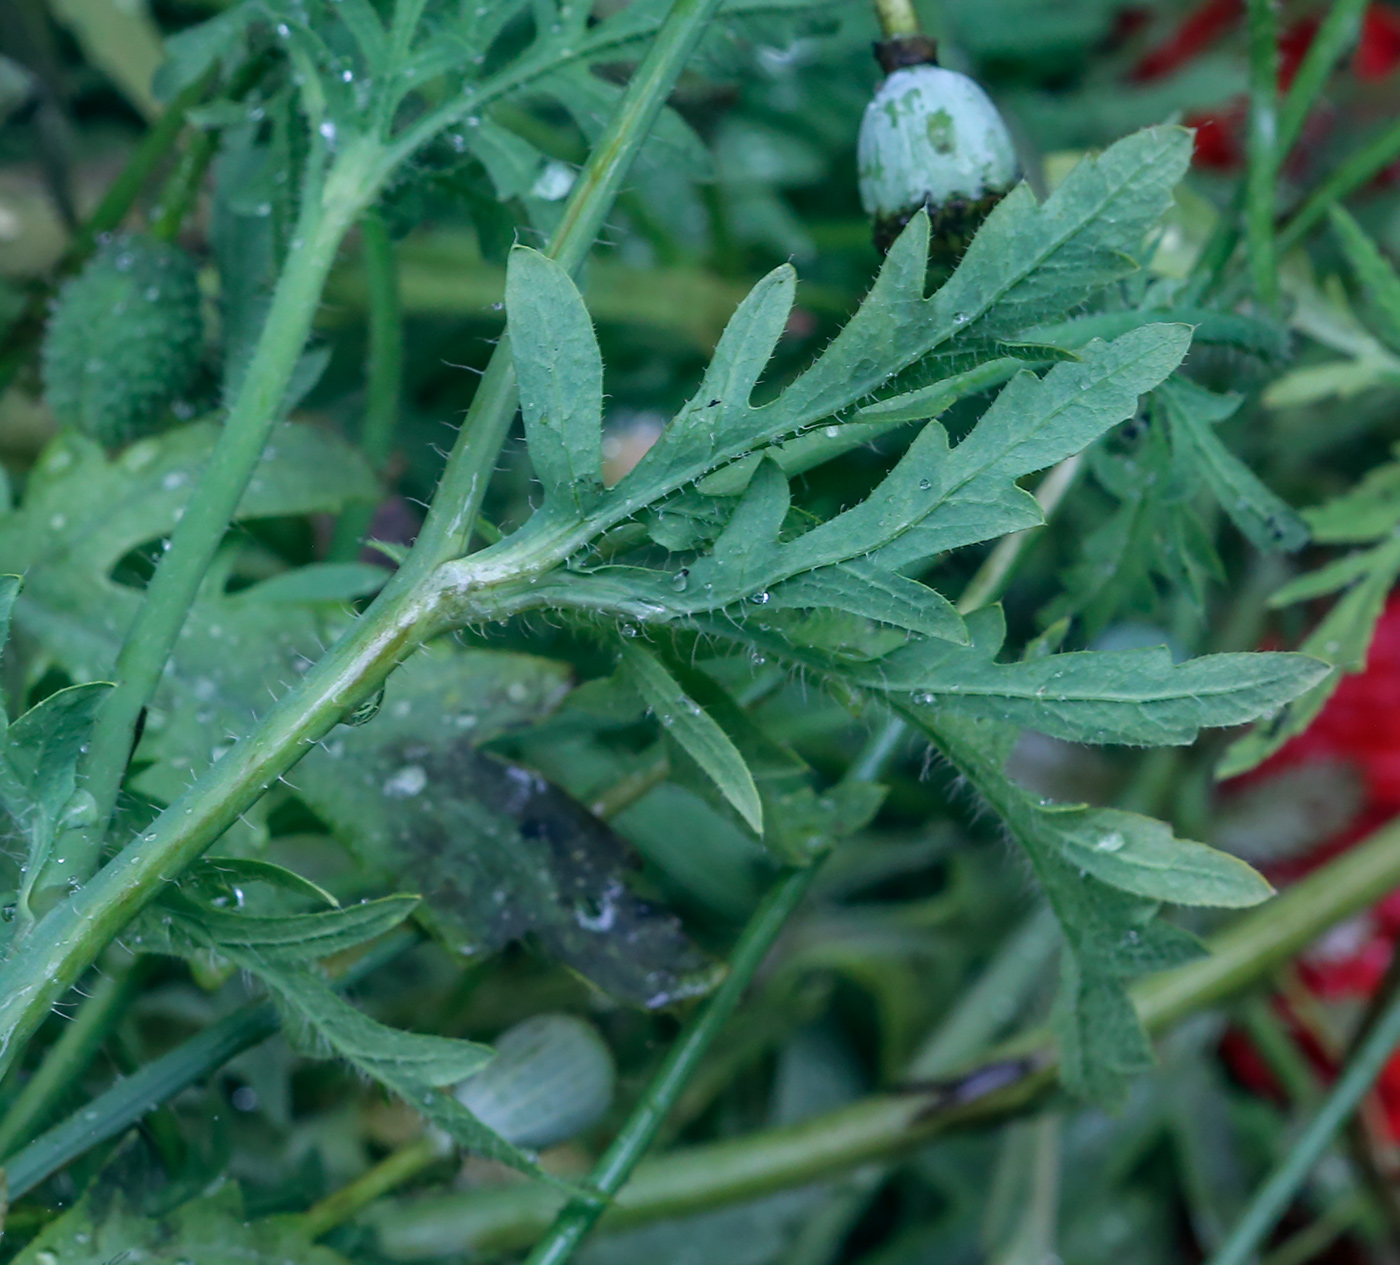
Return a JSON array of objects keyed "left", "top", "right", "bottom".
[
  {"left": 872, "top": 0, "right": 921, "bottom": 39},
  {"left": 4, "top": 1000, "right": 277, "bottom": 1201},
  {"left": 412, "top": 0, "right": 732, "bottom": 565},
  {"left": 332, "top": 209, "right": 405, "bottom": 561},
  {"left": 37, "top": 134, "right": 384, "bottom": 906},
  {"left": 1238, "top": 992, "right": 1321, "bottom": 1109},
  {"left": 1244, "top": 0, "right": 1279, "bottom": 309},
  {"left": 1206, "top": 986, "right": 1400, "bottom": 1265},
  {"left": 150, "top": 56, "right": 272, "bottom": 244},
  {"left": 523, "top": 864, "right": 822, "bottom": 1265},
  {"left": 302, "top": 1130, "right": 445, "bottom": 1239},
  {"left": 1192, "top": 0, "right": 1367, "bottom": 293},
  {"left": 1257, "top": 1192, "right": 1367, "bottom": 1265},
  {"left": 1276, "top": 116, "right": 1400, "bottom": 257},
  {"left": 366, "top": 812, "right": 1400, "bottom": 1257},
  {"left": 0, "top": 956, "right": 143, "bottom": 1159},
  {"left": 957, "top": 454, "right": 1081, "bottom": 614},
  {"left": 69, "top": 71, "right": 216, "bottom": 262},
  {"left": 0, "top": 932, "right": 414, "bottom": 1201},
  {"left": 1274, "top": 0, "right": 1368, "bottom": 160},
  {"left": 0, "top": 0, "right": 736, "bottom": 1086}
]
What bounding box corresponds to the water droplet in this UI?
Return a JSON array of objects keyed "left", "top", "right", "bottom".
[
  {"left": 749, "top": 591, "right": 771, "bottom": 605},
  {"left": 671, "top": 568, "right": 690, "bottom": 593},
  {"left": 918, "top": 477, "right": 931, "bottom": 490},
  {"left": 1094, "top": 831, "right": 1126, "bottom": 853},
  {"left": 383, "top": 765, "right": 428, "bottom": 798}
]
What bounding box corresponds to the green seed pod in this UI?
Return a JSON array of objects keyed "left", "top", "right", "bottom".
[
  {"left": 454, "top": 1014, "right": 615, "bottom": 1149},
  {"left": 41, "top": 233, "right": 203, "bottom": 446},
  {"left": 857, "top": 56, "right": 1018, "bottom": 269}
]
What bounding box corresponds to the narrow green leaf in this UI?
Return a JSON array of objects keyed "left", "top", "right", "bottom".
[
  {"left": 173, "top": 893, "right": 419, "bottom": 963},
  {"left": 875, "top": 325, "right": 1191, "bottom": 569},
  {"left": 617, "top": 264, "right": 796, "bottom": 512},
  {"left": 251, "top": 955, "right": 490, "bottom": 1087},
  {"left": 1331, "top": 204, "right": 1400, "bottom": 352},
  {"left": 765, "top": 561, "right": 967, "bottom": 643},
  {"left": 1268, "top": 544, "right": 1384, "bottom": 606},
  {"left": 1303, "top": 449, "right": 1400, "bottom": 542},
  {"left": 507, "top": 247, "right": 604, "bottom": 513},
  {"left": 220, "top": 952, "right": 563, "bottom": 1182},
  {"left": 621, "top": 642, "right": 763, "bottom": 834},
  {"left": 1052, "top": 806, "right": 1273, "bottom": 907},
  {"left": 652, "top": 652, "right": 883, "bottom": 863},
  {"left": 187, "top": 856, "right": 340, "bottom": 908},
  {"left": 853, "top": 358, "right": 1025, "bottom": 427},
  {"left": 1161, "top": 379, "right": 1308, "bottom": 554},
  {"left": 864, "top": 606, "right": 1327, "bottom": 747}
]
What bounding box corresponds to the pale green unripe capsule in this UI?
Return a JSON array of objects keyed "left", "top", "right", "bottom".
[
  {"left": 857, "top": 65, "right": 1018, "bottom": 262},
  {"left": 453, "top": 1014, "right": 615, "bottom": 1149}
]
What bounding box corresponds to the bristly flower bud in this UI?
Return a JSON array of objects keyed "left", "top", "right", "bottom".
[
  {"left": 857, "top": 39, "right": 1018, "bottom": 271},
  {"left": 41, "top": 233, "right": 204, "bottom": 448}
]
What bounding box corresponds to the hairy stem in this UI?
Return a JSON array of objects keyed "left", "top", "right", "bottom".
[
  {"left": 0, "top": 0, "right": 736, "bottom": 1086},
  {"left": 412, "top": 0, "right": 730, "bottom": 565},
  {"left": 1244, "top": 0, "right": 1279, "bottom": 309},
  {"left": 37, "top": 134, "right": 384, "bottom": 906},
  {"left": 1191, "top": 0, "right": 1366, "bottom": 293}
]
